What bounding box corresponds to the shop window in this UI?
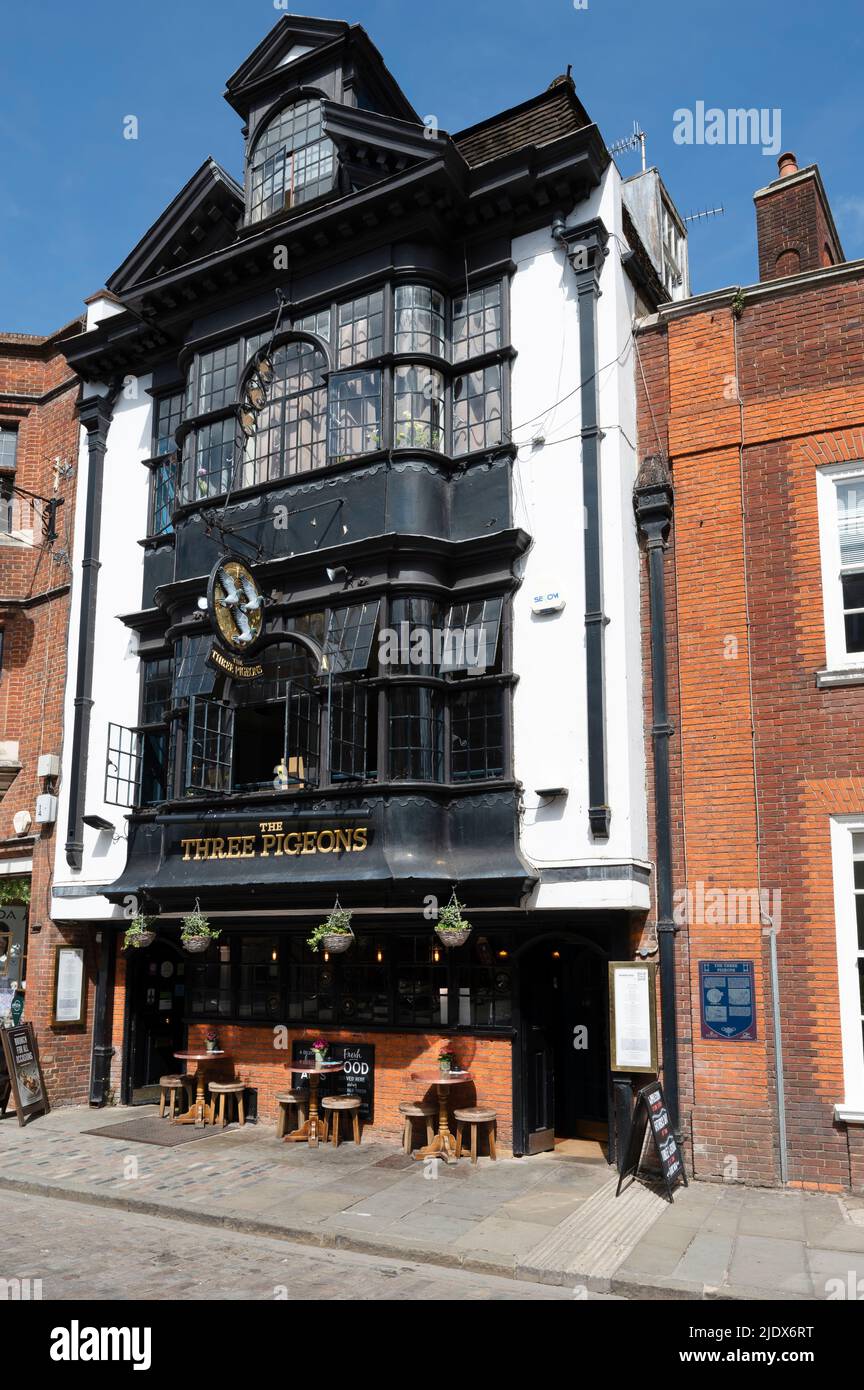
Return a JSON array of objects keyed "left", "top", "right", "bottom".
[
  {"left": 389, "top": 686, "right": 443, "bottom": 782},
  {"left": 247, "top": 98, "right": 336, "bottom": 224},
  {"left": 237, "top": 936, "right": 283, "bottom": 1020},
  {"left": 337, "top": 291, "right": 384, "bottom": 368},
  {"left": 395, "top": 285, "right": 445, "bottom": 356},
  {"left": 181, "top": 415, "right": 237, "bottom": 503},
  {"left": 187, "top": 939, "right": 233, "bottom": 1017},
  {"left": 149, "top": 455, "right": 176, "bottom": 536},
  {"left": 153, "top": 392, "right": 183, "bottom": 457},
  {"left": 322, "top": 600, "right": 380, "bottom": 674},
  {"left": 450, "top": 687, "right": 505, "bottom": 782},
  {"left": 328, "top": 370, "right": 382, "bottom": 460},
  {"left": 338, "top": 936, "right": 390, "bottom": 1024},
  {"left": 452, "top": 364, "right": 503, "bottom": 455},
  {"left": 456, "top": 932, "right": 513, "bottom": 1027},
  {"left": 386, "top": 596, "right": 443, "bottom": 676},
  {"left": 439, "top": 597, "right": 503, "bottom": 675},
  {"left": 285, "top": 935, "right": 335, "bottom": 1024},
  {"left": 239, "top": 341, "right": 328, "bottom": 486},
  {"left": 451, "top": 283, "right": 502, "bottom": 362},
  {"left": 197, "top": 342, "right": 241, "bottom": 415},
  {"left": 393, "top": 365, "right": 445, "bottom": 450},
  {"left": 186, "top": 698, "right": 234, "bottom": 794},
  {"left": 395, "top": 935, "right": 449, "bottom": 1026},
  {"left": 104, "top": 723, "right": 142, "bottom": 808}
]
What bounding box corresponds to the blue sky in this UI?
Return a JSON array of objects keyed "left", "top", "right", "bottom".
[{"left": 1, "top": 0, "right": 862, "bottom": 333}]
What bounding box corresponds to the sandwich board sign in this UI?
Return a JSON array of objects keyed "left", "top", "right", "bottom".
[
  {"left": 1, "top": 1023, "right": 49, "bottom": 1127},
  {"left": 616, "top": 1080, "right": 687, "bottom": 1202}
]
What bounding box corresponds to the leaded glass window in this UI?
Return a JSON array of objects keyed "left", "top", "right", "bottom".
[
  {"left": 452, "top": 364, "right": 502, "bottom": 455},
  {"left": 337, "top": 292, "right": 384, "bottom": 368},
  {"left": 328, "top": 371, "right": 382, "bottom": 460},
  {"left": 395, "top": 285, "right": 445, "bottom": 356},
  {"left": 393, "top": 365, "right": 444, "bottom": 450},
  {"left": 248, "top": 99, "right": 336, "bottom": 223},
  {"left": 452, "top": 283, "right": 503, "bottom": 362}
]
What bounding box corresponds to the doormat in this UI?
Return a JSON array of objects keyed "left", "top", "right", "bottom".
[{"left": 83, "top": 1117, "right": 233, "bottom": 1147}]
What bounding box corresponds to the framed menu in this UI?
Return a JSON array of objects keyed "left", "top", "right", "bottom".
[
  {"left": 52, "top": 946, "right": 86, "bottom": 1026},
  {"left": 1, "top": 1023, "right": 49, "bottom": 1126},
  {"left": 609, "top": 961, "right": 658, "bottom": 1073}
]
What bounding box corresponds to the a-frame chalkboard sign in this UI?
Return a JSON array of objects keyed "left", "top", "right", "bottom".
[{"left": 616, "top": 1080, "right": 687, "bottom": 1202}]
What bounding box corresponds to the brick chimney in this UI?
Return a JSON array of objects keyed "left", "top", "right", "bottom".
[{"left": 754, "top": 152, "right": 844, "bottom": 281}]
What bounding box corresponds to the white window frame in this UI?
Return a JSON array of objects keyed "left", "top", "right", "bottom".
[
  {"left": 829, "top": 816, "right": 864, "bottom": 1121},
  {"left": 816, "top": 460, "right": 864, "bottom": 671}
]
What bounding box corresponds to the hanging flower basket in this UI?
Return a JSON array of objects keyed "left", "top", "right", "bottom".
[
  {"left": 307, "top": 903, "right": 354, "bottom": 955},
  {"left": 181, "top": 903, "right": 221, "bottom": 955},
  {"left": 434, "top": 890, "right": 473, "bottom": 948},
  {"left": 124, "top": 915, "right": 156, "bottom": 950}
]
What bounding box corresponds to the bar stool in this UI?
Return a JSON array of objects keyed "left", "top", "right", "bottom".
[
  {"left": 454, "top": 1107, "right": 497, "bottom": 1164},
  {"left": 208, "top": 1081, "right": 246, "bottom": 1128},
  {"left": 320, "top": 1095, "right": 362, "bottom": 1147},
  {"left": 275, "top": 1089, "right": 308, "bottom": 1139},
  {"left": 399, "top": 1100, "right": 436, "bottom": 1154},
  {"left": 158, "top": 1074, "right": 194, "bottom": 1119}
]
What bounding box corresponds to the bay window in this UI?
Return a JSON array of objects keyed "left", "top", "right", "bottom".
[
  {"left": 394, "top": 365, "right": 444, "bottom": 450},
  {"left": 395, "top": 285, "right": 446, "bottom": 355}
]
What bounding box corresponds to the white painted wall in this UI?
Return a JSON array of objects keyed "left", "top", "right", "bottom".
[
  {"left": 510, "top": 163, "right": 649, "bottom": 910},
  {"left": 51, "top": 377, "right": 154, "bottom": 922}
]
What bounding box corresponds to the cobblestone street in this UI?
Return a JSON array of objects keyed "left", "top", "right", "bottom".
[{"left": 1, "top": 1190, "right": 603, "bottom": 1301}]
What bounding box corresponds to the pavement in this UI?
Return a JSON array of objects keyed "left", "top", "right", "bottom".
[{"left": 1, "top": 1105, "right": 863, "bottom": 1300}]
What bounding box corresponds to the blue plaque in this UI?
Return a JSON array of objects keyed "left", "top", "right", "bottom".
[{"left": 699, "top": 960, "right": 756, "bottom": 1040}]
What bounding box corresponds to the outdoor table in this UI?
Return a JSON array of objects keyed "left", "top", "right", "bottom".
[
  {"left": 409, "top": 1072, "right": 473, "bottom": 1162},
  {"left": 173, "top": 1050, "right": 229, "bottom": 1127},
  {"left": 283, "top": 1062, "right": 344, "bottom": 1148}
]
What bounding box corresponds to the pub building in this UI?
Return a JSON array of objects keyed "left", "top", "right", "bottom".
[{"left": 48, "top": 15, "right": 689, "bottom": 1154}]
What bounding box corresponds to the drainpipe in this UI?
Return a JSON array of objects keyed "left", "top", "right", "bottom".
[
  {"left": 65, "top": 386, "right": 121, "bottom": 870},
  {"left": 633, "top": 453, "right": 680, "bottom": 1131},
  {"left": 553, "top": 216, "right": 612, "bottom": 837}
]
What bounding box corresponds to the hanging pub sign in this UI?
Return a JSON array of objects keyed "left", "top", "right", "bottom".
[
  {"left": 207, "top": 556, "right": 265, "bottom": 655},
  {"left": 608, "top": 961, "right": 658, "bottom": 1073},
  {"left": 616, "top": 1080, "right": 687, "bottom": 1201},
  {"left": 291, "top": 1040, "right": 375, "bottom": 1123},
  {"left": 699, "top": 959, "right": 757, "bottom": 1040},
  {"left": 1, "top": 1022, "right": 49, "bottom": 1127}
]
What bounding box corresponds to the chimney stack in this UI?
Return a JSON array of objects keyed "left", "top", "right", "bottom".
[{"left": 754, "top": 152, "right": 844, "bottom": 281}]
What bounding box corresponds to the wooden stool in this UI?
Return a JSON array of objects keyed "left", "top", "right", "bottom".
[
  {"left": 275, "top": 1090, "right": 308, "bottom": 1139},
  {"left": 321, "top": 1095, "right": 362, "bottom": 1147},
  {"left": 158, "top": 1074, "right": 193, "bottom": 1119},
  {"left": 399, "top": 1101, "right": 436, "bottom": 1154},
  {"left": 208, "top": 1081, "right": 246, "bottom": 1128},
  {"left": 454, "top": 1107, "right": 497, "bottom": 1164}
]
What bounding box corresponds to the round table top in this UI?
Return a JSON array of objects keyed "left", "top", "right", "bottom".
[
  {"left": 287, "top": 1062, "right": 344, "bottom": 1076},
  {"left": 411, "top": 1071, "right": 472, "bottom": 1085},
  {"left": 174, "top": 1050, "right": 228, "bottom": 1062}
]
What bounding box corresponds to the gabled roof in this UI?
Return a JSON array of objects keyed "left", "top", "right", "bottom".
[
  {"left": 454, "top": 78, "right": 593, "bottom": 168},
  {"left": 106, "top": 158, "right": 244, "bottom": 295},
  {"left": 223, "top": 15, "right": 419, "bottom": 124}
]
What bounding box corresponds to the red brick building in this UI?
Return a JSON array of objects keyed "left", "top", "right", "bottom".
[
  {"left": 636, "top": 153, "right": 864, "bottom": 1191},
  {"left": 0, "top": 320, "right": 86, "bottom": 1103}
]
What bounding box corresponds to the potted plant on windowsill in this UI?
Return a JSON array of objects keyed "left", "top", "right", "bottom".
[
  {"left": 434, "top": 890, "right": 472, "bottom": 948},
  {"left": 124, "top": 914, "right": 156, "bottom": 950},
  {"left": 307, "top": 902, "right": 354, "bottom": 955},
  {"left": 181, "top": 902, "right": 221, "bottom": 955},
  {"left": 438, "top": 1048, "right": 459, "bottom": 1076}
]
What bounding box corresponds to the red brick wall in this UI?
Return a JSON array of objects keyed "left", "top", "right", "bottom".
[
  {"left": 186, "top": 1021, "right": 514, "bottom": 1145},
  {"left": 0, "top": 323, "right": 89, "bottom": 1107},
  {"left": 636, "top": 269, "right": 864, "bottom": 1191},
  {"left": 755, "top": 170, "right": 842, "bottom": 281}
]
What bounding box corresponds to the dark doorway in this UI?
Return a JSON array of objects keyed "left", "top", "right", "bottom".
[
  {"left": 126, "top": 940, "right": 187, "bottom": 1105},
  {"left": 518, "top": 937, "right": 609, "bottom": 1154}
]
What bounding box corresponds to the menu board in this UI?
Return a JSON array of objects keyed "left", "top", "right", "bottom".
[
  {"left": 291, "top": 1040, "right": 375, "bottom": 1122},
  {"left": 53, "top": 946, "right": 86, "bottom": 1025},
  {"left": 699, "top": 959, "right": 757, "bottom": 1039},
  {"left": 609, "top": 961, "right": 658, "bottom": 1072},
  {"left": 616, "top": 1080, "right": 687, "bottom": 1201},
  {"left": 1, "top": 1023, "right": 48, "bottom": 1127}
]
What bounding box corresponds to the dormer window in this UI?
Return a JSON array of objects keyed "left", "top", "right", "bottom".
[{"left": 247, "top": 98, "right": 335, "bottom": 223}]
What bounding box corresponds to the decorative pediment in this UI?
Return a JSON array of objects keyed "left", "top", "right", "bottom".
[
  {"left": 106, "top": 159, "right": 243, "bottom": 295},
  {"left": 224, "top": 16, "right": 349, "bottom": 112}
]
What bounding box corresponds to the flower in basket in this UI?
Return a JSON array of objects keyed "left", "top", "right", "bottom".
[
  {"left": 123, "top": 914, "right": 156, "bottom": 950},
  {"left": 434, "top": 892, "right": 472, "bottom": 946},
  {"left": 307, "top": 905, "right": 353, "bottom": 954},
  {"left": 180, "top": 904, "right": 221, "bottom": 953}
]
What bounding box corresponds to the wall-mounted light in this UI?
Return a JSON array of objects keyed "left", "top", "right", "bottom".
[{"left": 326, "top": 565, "right": 350, "bottom": 585}]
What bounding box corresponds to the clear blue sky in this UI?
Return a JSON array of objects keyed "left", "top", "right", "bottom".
[{"left": 1, "top": 0, "right": 862, "bottom": 333}]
